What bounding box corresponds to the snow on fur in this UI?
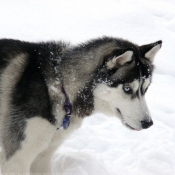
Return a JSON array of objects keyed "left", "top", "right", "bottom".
[{"left": 0, "top": 0, "right": 175, "bottom": 175}]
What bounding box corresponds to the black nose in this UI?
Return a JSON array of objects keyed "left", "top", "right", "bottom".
[{"left": 141, "top": 120, "right": 153, "bottom": 129}]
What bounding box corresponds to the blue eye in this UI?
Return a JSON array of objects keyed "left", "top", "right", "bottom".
[
  {"left": 123, "top": 86, "right": 132, "bottom": 94},
  {"left": 124, "top": 87, "right": 130, "bottom": 91}
]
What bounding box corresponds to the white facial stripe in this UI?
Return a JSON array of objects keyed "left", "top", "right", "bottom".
[
  {"left": 142, "top": 78, "right": 151, "bottom": 93},
  {"left": 138, "top": 76, "right": 143, "bottom": 97},
  {"left": 130, "top": 80, "right": 139, "bottom": 94}
]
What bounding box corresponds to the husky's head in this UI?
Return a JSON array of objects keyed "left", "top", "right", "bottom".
[{"left": 94, "top": 40, "right": 162, "bottom": 131}]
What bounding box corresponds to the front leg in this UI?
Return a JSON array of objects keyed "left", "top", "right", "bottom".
[
  {"left": 30, "top": 118, "right": 82, "bottom": 174},
  {"left": 1, "top": 117, "right": 55, "bottom": 175}
]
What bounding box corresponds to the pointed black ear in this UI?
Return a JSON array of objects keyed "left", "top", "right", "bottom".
[
  {"left": 106, "top": 49, "right": 134, "bottom": 69},
  {"left": 140, "top": 40, "right": 162, "bottom": 62}
]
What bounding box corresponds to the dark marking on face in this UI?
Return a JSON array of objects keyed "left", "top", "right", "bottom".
[{"left": 96, "top": 47, "right": 154, "bottom": 100}]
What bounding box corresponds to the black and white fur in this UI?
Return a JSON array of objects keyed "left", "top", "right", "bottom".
[{"left": 0, "top": 37, "right": 162, "bottom": 174}]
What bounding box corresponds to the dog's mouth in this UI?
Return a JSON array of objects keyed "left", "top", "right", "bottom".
[
  {"left": 125, "top": 123, "right": 136, "bottom": 130},
  {"left": 116, "top": 108, "right": 140, "bottom": 131},
  {"left": 117, "top": 108, "right": 122, "bottom": 116}
]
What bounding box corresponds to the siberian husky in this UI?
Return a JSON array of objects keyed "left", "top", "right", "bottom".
[{"left": 0, "top": 37, "right": 162, "bottom": 174}]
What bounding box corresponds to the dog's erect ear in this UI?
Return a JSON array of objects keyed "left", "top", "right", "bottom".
[
  {"left": 106, "top": 50, "right": 134, "bottom": 69},
  {"left": 140, "top": 40, "right": 162, "bottom": 62}
]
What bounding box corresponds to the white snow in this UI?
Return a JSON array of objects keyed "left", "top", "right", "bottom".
[{"left": 0, "top": 0, "right": 175, "bottom": 174}]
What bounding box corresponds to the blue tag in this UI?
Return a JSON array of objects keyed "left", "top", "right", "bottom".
[{"left": 62, "top": 116, "right": 70, "bottom": 130}]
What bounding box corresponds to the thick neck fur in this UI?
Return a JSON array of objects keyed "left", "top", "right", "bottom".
[
  {"left": 60, "top": 41, "right": 118, "bottom": 117},
  {"left": 37, "top": 37, "right": 140, "bottom": 119}
]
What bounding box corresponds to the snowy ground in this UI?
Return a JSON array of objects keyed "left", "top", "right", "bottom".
[{"left": 0, "top": 0, "right": 175, "bottom": 175}]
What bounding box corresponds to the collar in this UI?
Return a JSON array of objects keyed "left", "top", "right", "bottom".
[{"left": 57, "top": 85, "right": 72, "bottom": 130}]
